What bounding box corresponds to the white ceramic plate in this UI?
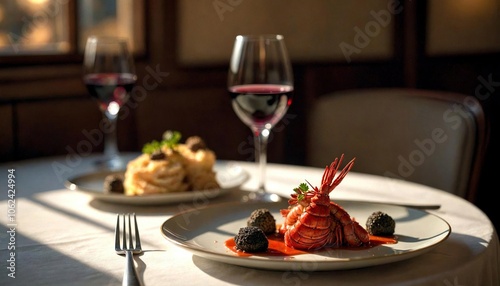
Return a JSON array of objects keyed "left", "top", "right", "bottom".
[
  {"left": 65, "top": 162, "right": 249, "bottom": 205},
  {"left": 161, "top": 200, "right": 451, "bottom": 271}
]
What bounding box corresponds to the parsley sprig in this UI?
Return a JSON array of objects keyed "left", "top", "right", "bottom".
[
  {"left": 142, "top": 130, "right": 182, "bottom": 154},
  {"left": 293, "top": 182, "right": 309, "bottom": 202}
]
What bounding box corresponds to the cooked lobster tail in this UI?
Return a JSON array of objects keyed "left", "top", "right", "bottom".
[{"left": 280, "top": 154, "right": 369, "bottom": 250}]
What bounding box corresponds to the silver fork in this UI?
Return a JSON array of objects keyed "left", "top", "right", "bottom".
[{"left": 115, "top": 213, "right": 143, "bottom": 286}]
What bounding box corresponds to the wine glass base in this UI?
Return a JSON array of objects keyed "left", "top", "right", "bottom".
[
  {"left": 241, "top": 191, "right": 283, "bottom": 203},
  {"left": 94, "top": 155, "right": 126, "bottom": 170}
]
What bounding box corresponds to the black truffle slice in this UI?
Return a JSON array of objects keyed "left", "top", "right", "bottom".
[
  {"left": 234, "top": 226, "right": 268, "bottom": 252},
  {"left": 366, "top": 211, "right": 396, "bottom": 236},
  {"left": 103, "top": 174, "right": 125, "bottom": 194},
  {"left": 185, "top": 136, "right": 207, "bottom": 152},
  {"left": 247, "top": 208, "right": 276, "bottom": 234},
  {"left": 150, "top": 150, "right": 166, "bottom": 160}
]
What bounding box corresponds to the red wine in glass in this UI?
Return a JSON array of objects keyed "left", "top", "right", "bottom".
[
  {"left": 229, "top": 84, "right": 293, "bottom": 129},
  {"left": 83, "top": 73, "right": 136, "bottom": 112}
]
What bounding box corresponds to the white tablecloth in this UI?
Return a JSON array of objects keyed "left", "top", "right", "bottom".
[{"left": 0, "top": 154, "right": 499, "bottom": 285}]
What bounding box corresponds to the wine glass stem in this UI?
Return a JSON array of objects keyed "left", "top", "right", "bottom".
[
  {"left": 254, "top": 129, "right": 270, "bottom": 193},
  {"left": 103, "top": 111, "right": 119, "bottom": 159}
]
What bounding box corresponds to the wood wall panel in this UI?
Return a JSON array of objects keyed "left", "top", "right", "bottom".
[
  {"left": 16, "top": 99, "right": 103, "bottom": 159},
  {"left": 427, "top": 0, "right": 500, "bottom": 55},
  {"left": 177, "top": 0, "right": 395, "bottom": 65},
  {"left": 0, "top": 105, "right": 14, "bottom": 161}
]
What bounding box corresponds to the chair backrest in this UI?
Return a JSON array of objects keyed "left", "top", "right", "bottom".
[{"left": 306, "top": 88, "right": 488, "bottom": 202}]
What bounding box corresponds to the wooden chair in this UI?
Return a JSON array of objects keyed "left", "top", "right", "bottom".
[{"left": 306, "top": 88, "right": 488, "bottom": 202}]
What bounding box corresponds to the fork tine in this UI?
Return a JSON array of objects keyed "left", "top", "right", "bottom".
[
  {"left": 128, "top": 213, "right": 133, "bottom": 249},
  {"left": 133, "top": 213, "right": 141, "bottom": 250},
  {"left": 122, "top": 213, "right": 127, "bottom": 250},
  {"left": 115, "top": 214, "right": 121, "bottom": 252}
]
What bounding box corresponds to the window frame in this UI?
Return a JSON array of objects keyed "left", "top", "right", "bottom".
[
  {"left": 0, "top": 0, "right": 150, "bottom": 104},
  {"left": 0, "top": 1, "right": 77, "bottom": 66},
  {"left": 0, "top": 0, "right": 146, "bottom": 67}
]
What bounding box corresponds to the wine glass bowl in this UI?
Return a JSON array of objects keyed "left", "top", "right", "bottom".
[
  {"left": 227, "top": 34, "right": 293, "bottom": 202},
  {"left": 228, "top": 84, "right": 293, "bottom": 131},
  {"left": 83, "top": 36, "right": 137, "bottom": 170}
]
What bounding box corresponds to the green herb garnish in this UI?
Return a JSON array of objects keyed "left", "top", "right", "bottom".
[
  {"left": 293, "top": 182, "right": 309, "bottom": 202},
  {"left": 142, "top": 140, "right": 163, "bottom": 154},
  {"left": 161, "top": 130, "right": 182, "bottom": 148},
  {"left": 142, "top": 130, "right": 182, "bottom": 154}
]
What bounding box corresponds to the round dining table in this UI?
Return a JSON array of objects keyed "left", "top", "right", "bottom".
[{"left": 0, "top": 153, "right": 498, "bottom": 286}]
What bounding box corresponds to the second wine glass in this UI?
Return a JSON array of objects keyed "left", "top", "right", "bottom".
[
  {"left": 227, "top": 34, "right": 294, "bottom": 202},
  {"left": 83, "top": 36, "right": 137, "bottom": 170}
]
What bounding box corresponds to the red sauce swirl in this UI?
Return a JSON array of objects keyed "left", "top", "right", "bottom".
[{"left": 225, "top": 233, "right": 397, "bottom": 257}]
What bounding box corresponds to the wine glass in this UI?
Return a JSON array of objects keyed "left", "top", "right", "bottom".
[
  {"left": 83, "top": 36, "right": 137, "bottom": 170},
  {"left": 227, "top": 34, "right": 294, "bottom": 202}
]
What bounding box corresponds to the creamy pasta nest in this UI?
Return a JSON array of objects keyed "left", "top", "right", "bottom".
[{"left": 123, "top": 136, "right": 220, "bottom": 196}]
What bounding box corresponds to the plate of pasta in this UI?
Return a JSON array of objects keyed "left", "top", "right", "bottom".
[{"left": 65, "top": 161, "right": 250, "bottom": 205}]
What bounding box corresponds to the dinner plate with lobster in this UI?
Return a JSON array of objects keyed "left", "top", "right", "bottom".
[
  {"left": 161, "top": 200, "right": 450, "bottom": 271},
  {"left": 161, "top": 156, "right": 451, "bottom": 271}
]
